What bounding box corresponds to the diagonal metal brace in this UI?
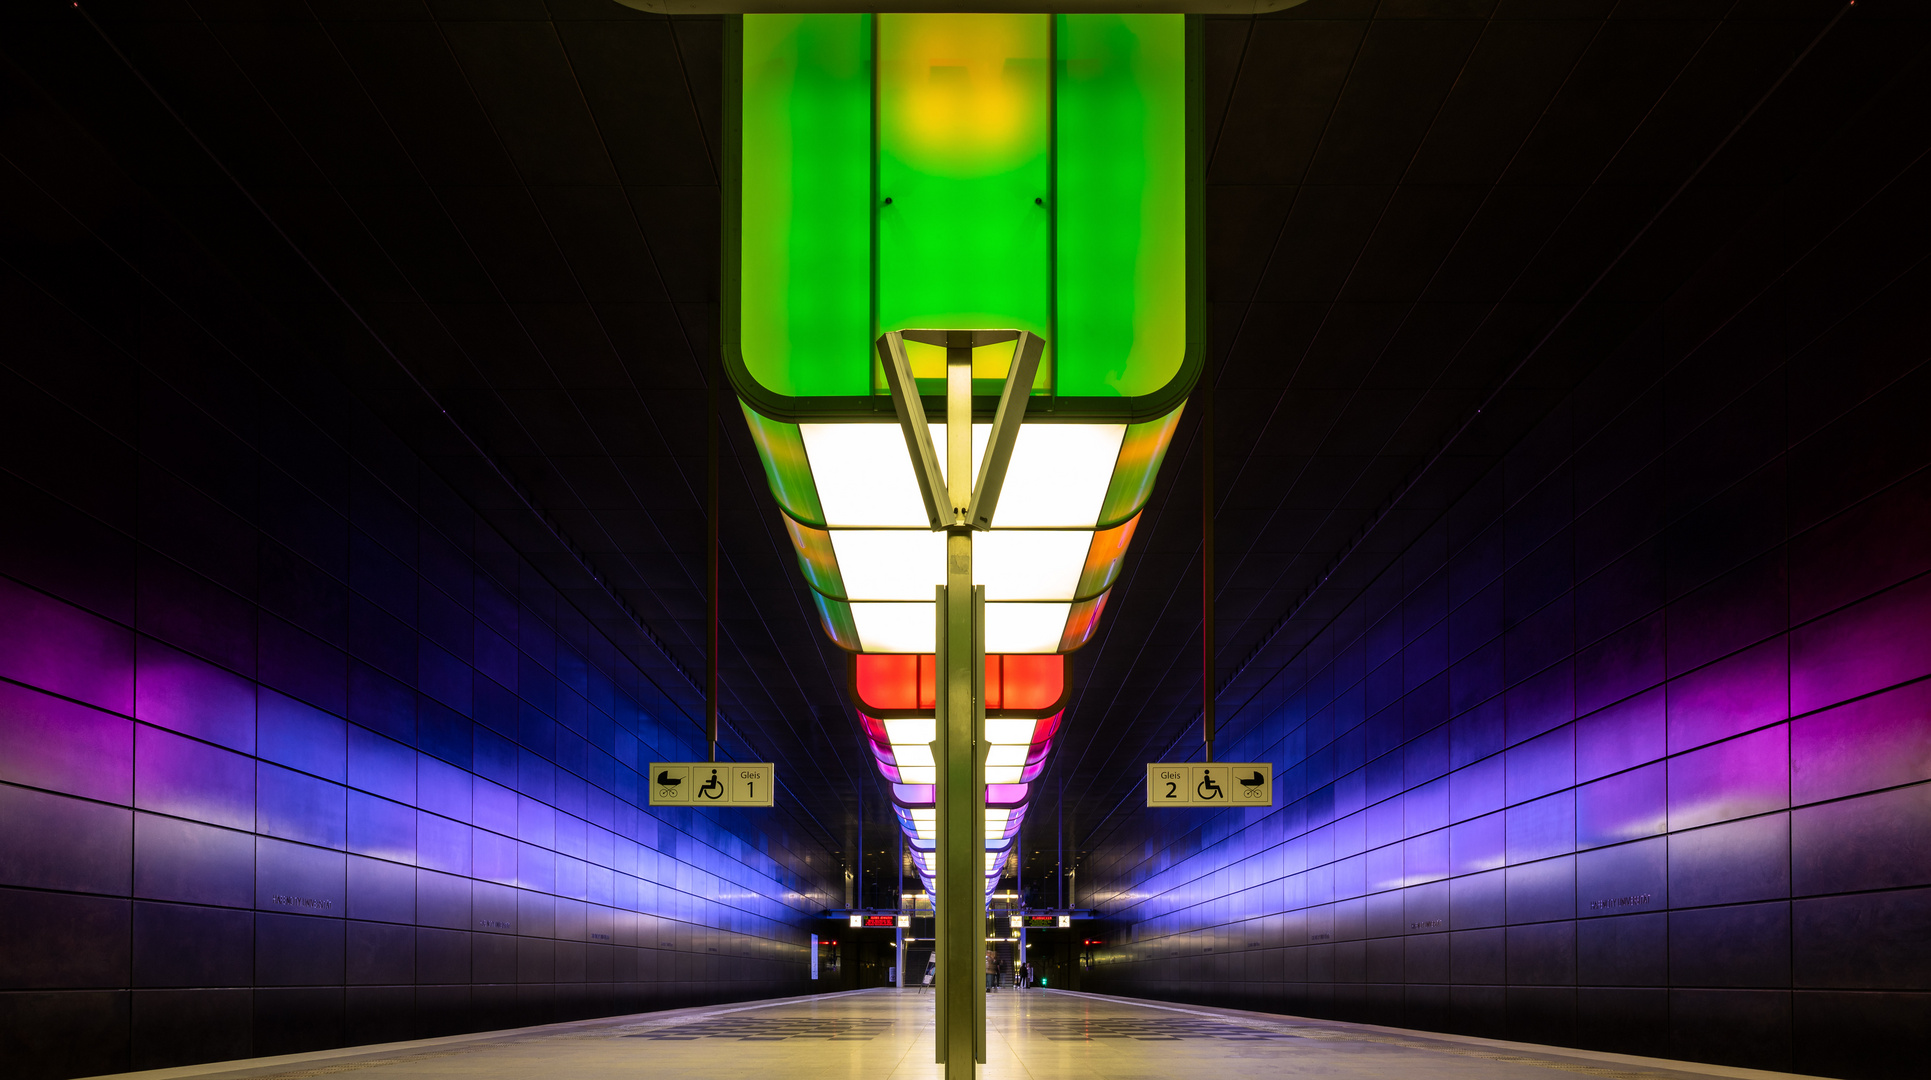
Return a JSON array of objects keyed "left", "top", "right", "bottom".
[
  {"left": 967, "top": 331, "right": 1044, "bottom": 530},
  {"left": 876, "top": 330, "right": 950, "bottom": 529},
  {"left": 876, "top": 328, "right": 1045, "bottom": 531}
]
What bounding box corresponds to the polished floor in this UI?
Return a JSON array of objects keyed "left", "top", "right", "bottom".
[{"left": 100, "top": 989, "right": 1823, "bottom": 1080}]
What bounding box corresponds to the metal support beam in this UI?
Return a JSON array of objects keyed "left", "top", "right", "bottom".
[
  {"left": 707, "top": 343, "right": 721, "bottom": 762},
  {"left": 935, "top": 334, "right": 987, "bottom": 1074},
  {"left": 876, "top": 331, "right": 950, "bottom": 528},
  {"left": 966, "top": 331, "right": 1043, "bottom": 530},
  {"left": 1201, "top": 356, "right": 1214, "bottom": 764},
  {"left": 896, "top": 829, "right": 906, "bottom": 992},
  {"left": 878, "top": 328, "right": 1039, "bottom": 1077}
]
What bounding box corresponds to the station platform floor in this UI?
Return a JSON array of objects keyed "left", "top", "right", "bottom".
[{"left": 93, "top": 988, "right": 1823, "bottom": 1080}]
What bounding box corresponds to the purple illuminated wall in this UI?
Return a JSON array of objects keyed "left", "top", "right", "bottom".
[
  {"left": 1081, "top": 130, "right": 1931, "bottom": 1080},
  {"left": 0, "top": 293, "right": 838, "bottom": 1076}
]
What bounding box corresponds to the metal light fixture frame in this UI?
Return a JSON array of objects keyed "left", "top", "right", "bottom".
[{"left": 877, "top": 327, "right": 1039, "bottom": 1067}]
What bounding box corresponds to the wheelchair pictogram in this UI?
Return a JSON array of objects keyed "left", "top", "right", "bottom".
[
  {"left": 1196, "top": 773, "right": 1225, "bottom": 800},
  {"left": 696, "top": 768, "right": 726, "bottom": 801}
]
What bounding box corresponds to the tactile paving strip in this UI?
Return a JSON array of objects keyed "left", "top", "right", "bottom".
[
  {"left": 1026, "top": 1017, "right": 1302, "bottom": 1041},
  {"left": 626, "top": 1016, "right": 897, "bottom": 1041}
]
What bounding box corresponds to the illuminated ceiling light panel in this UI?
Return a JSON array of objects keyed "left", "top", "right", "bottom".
[
  {"left": 984, "top": 717, "right": 1038, "bottom": 744},
  {"left": 984, "top": 604, "right": 1072, "bottom": 654},
  {"left": 973, "top": 531, "right": 1092, "bottom": 600},
  {"left": 883, "top": 718, "right": 936, "bottom": 743},
  {"left": 994, "top": 424, "right": 1127, "bottom": 526},
  {"left": 798, "top": 423, "right": 987, "bottom": 528},
  {"left": 850, "top": 603, "right": 936, "bottom": 654},
  {"left": 730, "top": 11, "right": 1198, "bottom": 908},
  {"left": 829, "top": 531, "right": 948, "bottom": 600}
]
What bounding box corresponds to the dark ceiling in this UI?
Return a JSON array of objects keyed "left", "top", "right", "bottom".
[{"left": 4, "top": 0, "right": 1924, "bottom": 899}]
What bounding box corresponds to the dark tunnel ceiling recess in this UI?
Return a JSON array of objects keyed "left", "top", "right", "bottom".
[{"left": 5, "top": 0, "right": 1920, "bottom": 862}]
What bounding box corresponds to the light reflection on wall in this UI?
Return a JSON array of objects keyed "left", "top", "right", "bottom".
[
  {"left": 0, "top": 352, "right": 840, "bottom": 1074},
  {"left": 1080, "top": 319, "right": 1931, "bottom": 1076}
]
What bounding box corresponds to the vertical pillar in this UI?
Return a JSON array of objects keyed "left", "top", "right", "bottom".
[
  {"left": 935, "top": 342, "right": 984, "bottom": 1075},
  {"left": 897, "top": 830, "right": 906, "bottom": 991},
  {"left": 1201, "top": 353, "right": 1214, "bottom": 764},
  {"left": 707, "top": 344, "right": 720, "bottom": 763}
]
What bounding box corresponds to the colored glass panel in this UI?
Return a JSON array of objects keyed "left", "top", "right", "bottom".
[
  {"left": 1097, "top": 404, "right": 1183, "bottom": 528},
  {"left": 877, "top": 14, "right": 1050, "bottom": 344},
  {"left": 1000, "top": 654, "right": 1064, "bottom": 711},
  {"left": 782, "top": 518, "right": 847, "bottom": 600},
  {"left": 855, "top": 653, "right": 919, "bottom": 710},
  {"left": 811, "top": 592, "right": 861, "bottom": 651},
  {"left": 1056, "top": 14, "right": 1187, "bottom": 399},
  {"left": 1075, "top": 512, "right": 1141, "bottom": 599},
  {"left": 741, "top": 404, "right": 827, "bottom": 527},
  {"left": 739, "top": 15, "right": 873, "bottom": 399},
  {"left": 1059, "top": 591, "right": 1109, "bottom": 652},
  {"left": 854, "top": 652, "right": 1064, "bottom": 712},
  {"left": 987, "top": 783, "right": 1030, "bottom": 807}
]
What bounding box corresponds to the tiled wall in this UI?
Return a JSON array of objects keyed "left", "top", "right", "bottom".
[
  {"left": 1083, "top": 184, "right": 1931, "bottom": 1079},
  {"left": 0, "top": 272, "right": 837, "bottom": 1078}
]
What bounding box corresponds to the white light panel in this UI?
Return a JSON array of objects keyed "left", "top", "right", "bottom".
[
  {"left": 985, "top": 603, "right": 1071, "bottom": 653},
  {"left": 986, "top": 745, "right": 1028, "bottom": 768},
  {"left": 995, "top": 424, "right": 1127, "bottom": 527},
  {"left": 983, "top": 718, "right": 1037, "bottom": 744},
  {"left": 830, "top": 530, "right": 945, "bottom": 600},
  {"left": 833, "top": 529, "right": 1089, "bottom": 602},
  {"left": 851, "top": 602, "right": 934, "bottom": 653},
  {"left": 893, "top": 744, "right": 935, "bottom": 769},
  {"left": 852, "top": 601, "right": 1073, "bottom": 653},
  {"left": 973, "top": 530, "right": 1091, "bottom": 600},
  {"left": 883, "top": 718, "right": 936, "bottom": 743},
  {"left": 798, "top": 424, "right": 930, "bottom": 527}
]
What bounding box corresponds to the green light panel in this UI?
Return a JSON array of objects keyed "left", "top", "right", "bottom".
[
  {"left": 1056, "top": 14, "right": 1188, "bottom": 400},
  {"left": 740, "top": 14, "right": 873, "bottom": 399},
  {"left": 877, "top": 14, "right": 1051, "bottom": 345},
  {"left": 732, "top": 13, "right": 1195, "bottom": 420},
  {"left": 1096, "top": 404, "right": 1184, "bottom": 528},
  {"left": 781, "top": 517, "right": 848, "bottom": 601},
  {"left": 812, "top": 592, "right": 862, "bottom": 652},
  {"left": 740, "top": 402, "right": 827, "bottom": 528}
]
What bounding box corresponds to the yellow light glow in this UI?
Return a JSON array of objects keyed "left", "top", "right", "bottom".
[{"left": 881, "top": 14, "right": 1047, "bottom": 177}]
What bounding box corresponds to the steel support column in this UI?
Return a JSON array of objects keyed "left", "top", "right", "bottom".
[{"left": 935, "top": 341, "right": 985, "bottom": 1074}]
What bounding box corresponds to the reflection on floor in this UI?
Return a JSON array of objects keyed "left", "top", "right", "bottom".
[{"left": 102, "top": 988, "right": 1823, "bottom": 1080}]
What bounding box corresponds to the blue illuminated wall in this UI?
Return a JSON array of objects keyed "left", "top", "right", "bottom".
[
  {"left": 0, "top": 283, "right": 838, "bottom": 1077},
  {"left": 1082, "top": 170, "right": 1931, "bottom": 1080}
]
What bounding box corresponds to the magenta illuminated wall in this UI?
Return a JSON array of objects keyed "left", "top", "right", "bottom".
[
  {"left": 1080, "top": 168, "right": 1931, "bottom": 1080},
  {"left": 0, "top": 291, "right": 838, "bottom": 1076}
]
